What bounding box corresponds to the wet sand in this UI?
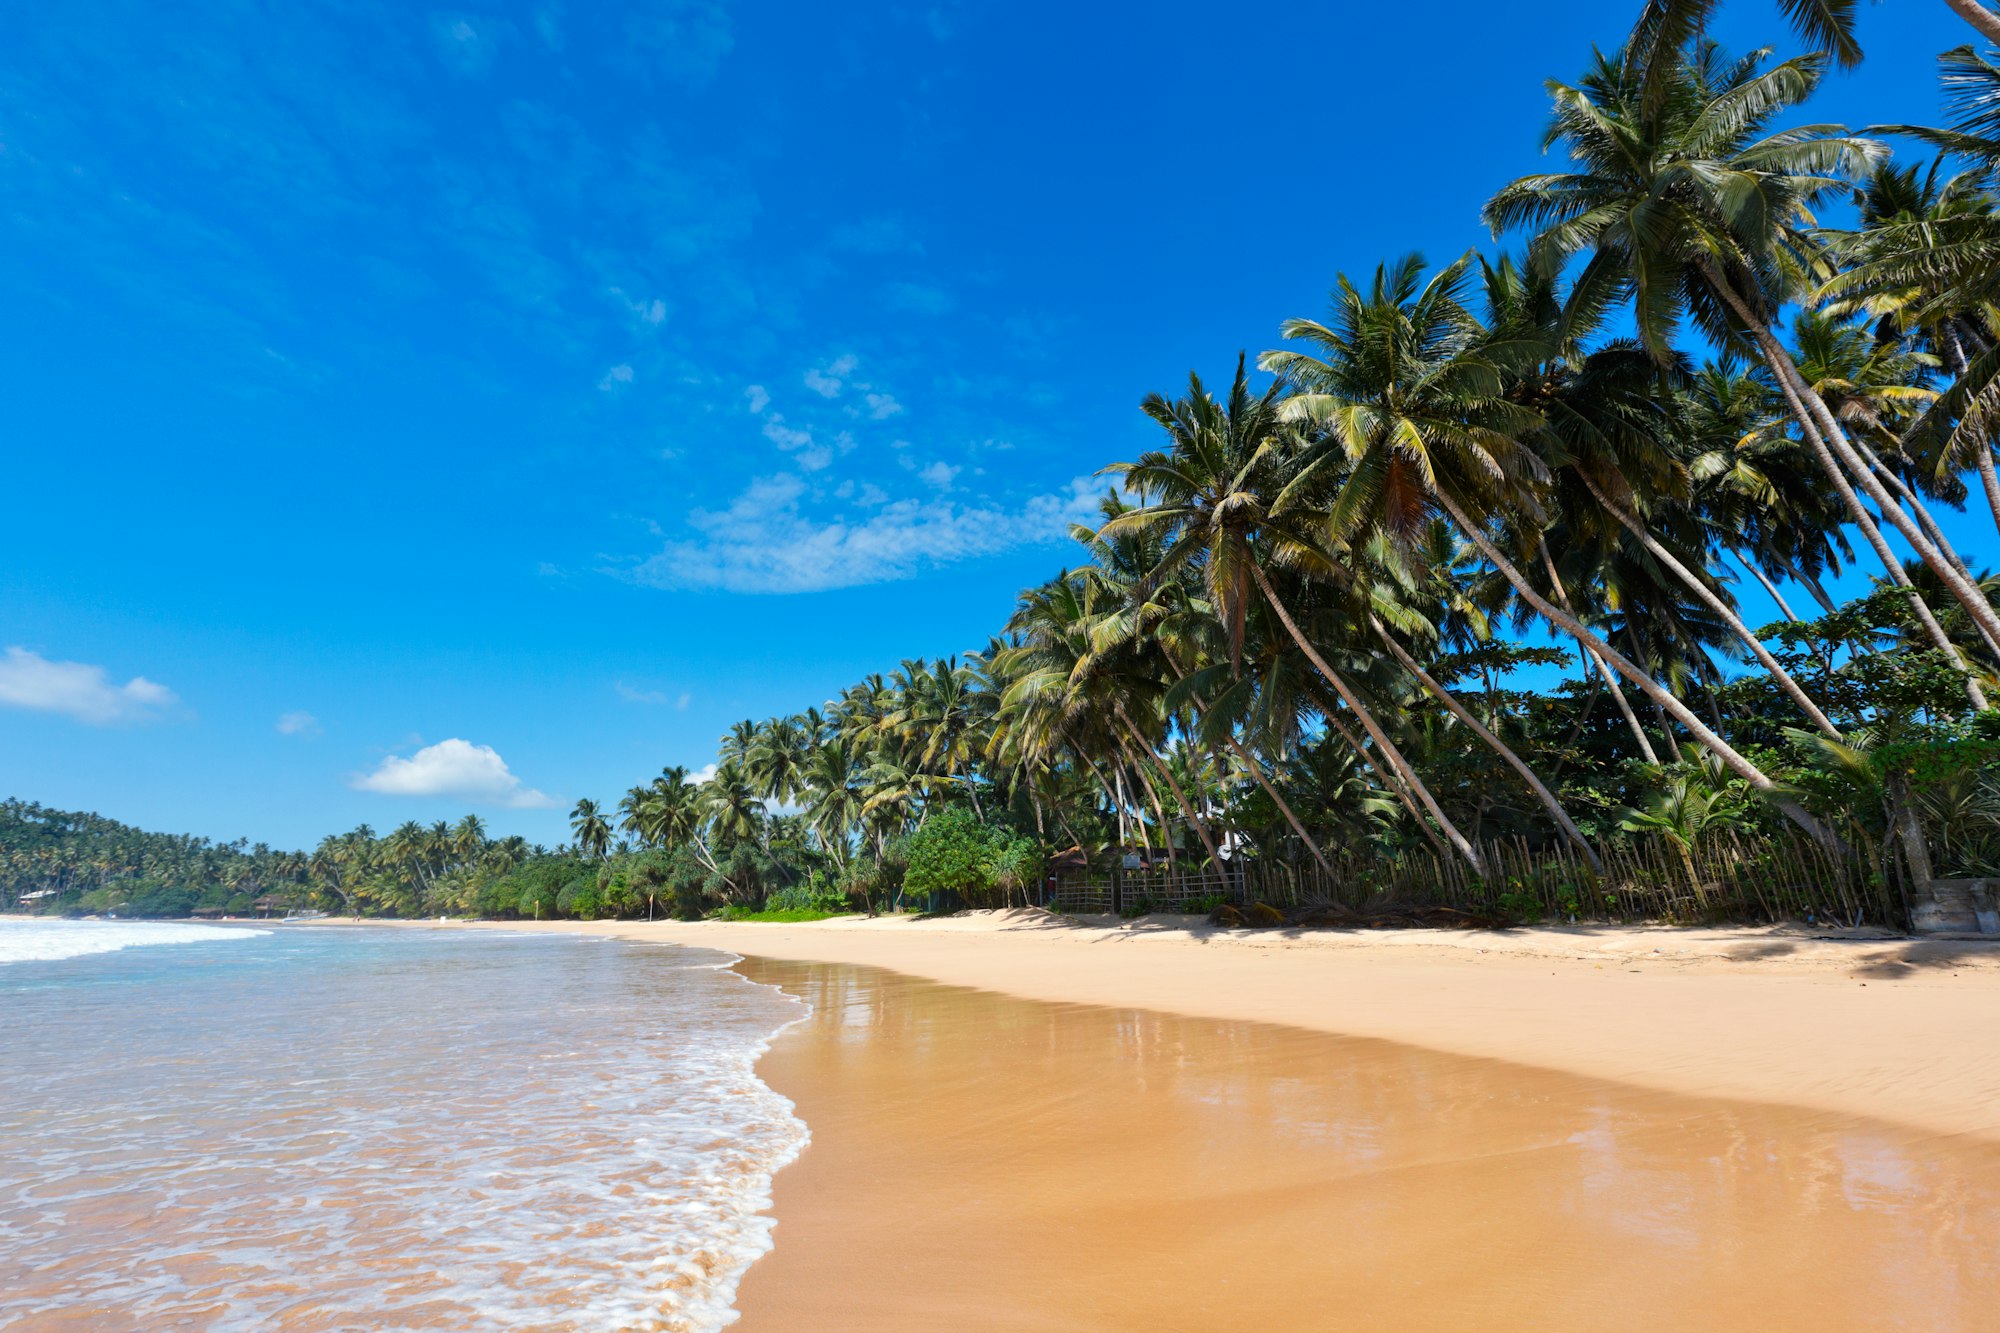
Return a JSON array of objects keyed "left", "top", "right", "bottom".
[
  {"left": 727, "top": 957, "right": 2000, "bottom": 1331},
  {"left": 419, "top": 912, "right": 2000, "bottom": 1142}
]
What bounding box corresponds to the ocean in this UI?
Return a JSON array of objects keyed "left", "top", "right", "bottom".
[{"left": 0, "top": 920, "right": 805, "bottom": 1331}]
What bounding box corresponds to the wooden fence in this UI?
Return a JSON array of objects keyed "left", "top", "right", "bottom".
[{"left": 1044, "top": 828, "right": 1898, "bottom": 928}]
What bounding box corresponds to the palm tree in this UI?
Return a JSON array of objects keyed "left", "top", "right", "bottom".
[
  {"left": 1101, "top": 353, "right": 1493, "bottom": 872},
  {"left": 1486, "top": 37, "right": 2000, "bottom": 689},
  {"left": 1260, "top": 252, "right": 1842, "bottom": 849},
  {"left": 569, "top": 799, "right": 611, "bottom": 860}
]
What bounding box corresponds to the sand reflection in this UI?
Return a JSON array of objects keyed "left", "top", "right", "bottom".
[{"left": 735, "top": 957, "right": 2000, "bottom": 1332}]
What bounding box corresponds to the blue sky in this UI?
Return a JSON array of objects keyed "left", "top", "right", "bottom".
[{"left": 0, "top": 0, "right": 1989, "bottom": 849}]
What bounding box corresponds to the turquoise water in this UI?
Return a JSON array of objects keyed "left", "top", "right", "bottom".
[{"left": 0, "top": 922, "right": 805, "bottom": 1331}]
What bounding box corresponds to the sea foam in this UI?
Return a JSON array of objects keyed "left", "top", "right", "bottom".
[{"left": 0, "top": 917, "right": 268, "bottom": 965}]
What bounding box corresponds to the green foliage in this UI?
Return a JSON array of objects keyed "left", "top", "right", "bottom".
[{"left": 901, "top": 807, "right": 1039, "bottom": 910}]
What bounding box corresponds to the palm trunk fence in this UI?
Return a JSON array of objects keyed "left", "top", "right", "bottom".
[{"left": 1043, "top": 828, "right": 1897, "bottom": 927}]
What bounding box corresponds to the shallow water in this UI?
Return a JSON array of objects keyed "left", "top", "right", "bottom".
[
  {"left": 0, "top": 923, "right": 804, "bottom": 1332},
  {"left": 734, "top": 957, "right": 2000, "bottom": 1331}
]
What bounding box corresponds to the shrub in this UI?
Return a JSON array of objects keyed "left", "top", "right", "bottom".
[{"left": 902, "top": 807, "right": 1040, "bottom": 910}]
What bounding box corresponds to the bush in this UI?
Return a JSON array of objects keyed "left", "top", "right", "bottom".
[
  {"left": 556, "top": 875, "right": 601, "bottom": 921},
  {"left": 764, "top": 876, "right": 849, "bottom": 915},
  {"left": 902, "top": 808, "right": 1041, "bottom": 911}
]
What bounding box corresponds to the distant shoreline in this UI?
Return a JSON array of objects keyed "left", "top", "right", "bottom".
[{"left": 340, "top": 910, "right": 2000, "bottom": 1143}]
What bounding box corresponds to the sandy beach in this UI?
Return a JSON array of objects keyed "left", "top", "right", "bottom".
[
  {"left": 356, "top": 913, "right": 2000, "bottom": 1329},
  {"left": 438, "top": 910, "right": 2000, "bottom": 1141}
]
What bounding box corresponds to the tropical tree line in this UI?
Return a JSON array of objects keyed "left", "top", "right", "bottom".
[{"left": 557, "top": 0, "right": 2000, "bottom": 920}]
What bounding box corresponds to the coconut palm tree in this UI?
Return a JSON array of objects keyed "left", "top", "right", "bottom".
[
  {"left": 1100, "top": 354, "right": 1493, "bottom": 871},
  {"left": 569, "top": 799, "right": 611, "bottom": 861},
  {"left": 1486, "top": 37, "right": 2000, "bottom": 685},
  {"left": 1261, "top": 252, "right": 1842, "bottom": 849}
]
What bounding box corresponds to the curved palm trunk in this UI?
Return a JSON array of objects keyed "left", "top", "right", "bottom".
[
  {"left": 1116, "top": 735, "right": 1177, "bottom": 875},
  {"left": 1432, "top": 490, "right": 1846, "bottom": 854},
  {"left": 1730, "top": 546, "right": 1802, "bottom": 622},
  {"left": 1575, "top": 472, "right": 1841, "bottom": 738},
  {"left": 1942, "top": 325, "right": 2000, "bottom": 542},
  {"left": 1113, "top": 703, "right": 1222, "bottom": 868},
  {"left": 1249, "top": 563, "right": 1488, "bottom": 875},
  {"left": 1225, "top": 734, "right": 1337, "bottom": 877},
  {"left": 1944, "top": 0, "right": 2000, "bottom": 43},
  {"left": 1370, "top": 618, "right": 1604, "bottom": 872},
  {"left": 1763, "top": 337, "right": 1989, "bottom": 707},
  {"left": 1322, "top": 708, "right": 1454, "bottom": 861},
  {"left": 1708, "top": 270, "right": 2000, "bottom": 696},
  {"left": 1540, "top": 539, "right": 1661, "bottom": 763}
]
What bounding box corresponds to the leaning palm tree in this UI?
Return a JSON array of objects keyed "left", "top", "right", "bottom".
[
  {"left": 1487, "top": 38, "right": 2000, "bottom": 689},
  {"left": 1100, "top": 354, "right": 1493, "bottom": 872},
  {"left": 1261, "top": 252, "right": 1842, "bottom": 849}
]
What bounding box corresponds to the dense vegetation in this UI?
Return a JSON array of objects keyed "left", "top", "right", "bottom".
[{"left": 8, "top": 0, "right": 2000, "bottom": 926}]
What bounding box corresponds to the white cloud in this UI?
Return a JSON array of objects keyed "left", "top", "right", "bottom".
[
  {"left": 0, "top": 647, "right": 177, "bottom": 725},
  {"left": 611, "top": 288, "right": 668, "bottom": 325},
  {"left": 688, "top": 762, "right": 718, "bottom": 783},
  {"left": 761, "top": 415, "right": 812, "bottom": 450},
  {"left": 803, "top": 355, "right": 858, "bottom": 398},
  {"left": 676, "top": 692, "right": 691, "bottom": 710},
  {"left": 744, "top": 384, "right": 770, "bottom": 413},
  {"left": 918, "top": 460, "right": 960, "bottom": 489},
  {"left": 276, "top": 710, "right": 323, "bottom": 738},
  {"left": 351, "top": 738, "right": 557, "bottom": 808},
  {"left": 598, "top": 363, "right": 635, "bottom": 391},
  {"left": 615, "top": 682, "right": 671, "bottom": 705},
  {"left": 623, "top": 473, "right": 1107, "bottom": 593},
  {"left": 862, "top": 392, "right": 903, "bottom": 420}
]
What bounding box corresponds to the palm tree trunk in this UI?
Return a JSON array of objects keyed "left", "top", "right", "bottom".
[
  {"left": 1944, "top": 0, "right": 2000, "bottom": 43},
  {"left": 1116, "top": 735, "right": 1176, "bottom": 875},
  {"left": 1730, "top": 546, "right": 1802, "bottom": 622},
  {"left": 1224, "top": 734, "right": 1336, "bottom": 876},
  {"left": 1158, "top": 649, "right": 1340, "bottom": 877},
  {"left": 1431, "top": 489, "right": 1845, "bottom": 853},
  {"left": 1575, "top": 471, "right": 1841, "bottom": 737},
  {"left": 1762, "top": 338, "right": 1990, "bottom": 707},
  {"left": 1321, "top": 707, "right": 1454, "bottom": 861},
  {"left": 1939, "top": 323, "right": 2000, "bottom": 541},
  {"left": 1113, "top": 703, "right": 1223, "bottom": 868},
  {"left": 1249, "top": 563, "right": 1487, "bottom": 874},
  {"left": 1539, "top": 538, "right": 1660, "bottom": 762},
  {"left": 1370, "top": 618, "right": 1604, "bottom": 872},
  {"left": 1709, "top": 269, "right": 2000, "bottom": 680},
  {"left": 1798, "top": 566, "right": 1840, "bottom": 615}
]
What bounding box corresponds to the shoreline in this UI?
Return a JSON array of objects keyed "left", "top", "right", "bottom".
[{"left": 349, "top": 911, "right": 2000, "bottom": 1143}]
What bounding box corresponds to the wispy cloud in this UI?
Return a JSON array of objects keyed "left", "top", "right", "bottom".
[
  {"left": 351, "top": 738, "right": 557, "bottom": 808},
  {"left": 598, "top": 362, "right": 635, "bottom": 391},
  {"left": 276, "top": 709, "right": 323, "bottom": 738},
  {"left": 615, "top": 682, "right": 672, "bottom": 705},
  {"left": 432, "top": 12, "right": 513, "bottom": 76},
  {"left": 622, "top": 473, "right": 1106, "bottom": 593},
  {"left": 0, "top": 647, "right": 178, "bottom": 725}
]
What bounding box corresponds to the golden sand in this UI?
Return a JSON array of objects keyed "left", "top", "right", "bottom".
[{"left": 729, "top": 958, "right": 2000, "bottom": 1331}]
